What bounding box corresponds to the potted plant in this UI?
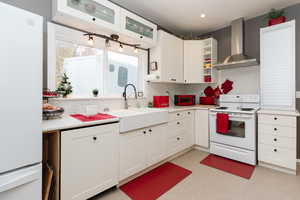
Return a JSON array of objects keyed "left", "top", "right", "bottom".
[
  {"left": 92, "top": 89, "right": 99, "bottom": 97},
  {"left": 56, "top": 73, "right": 73, "bottom": 98},
  {"left": 267, "top": 8, "right": 286, "bottom": 26}
]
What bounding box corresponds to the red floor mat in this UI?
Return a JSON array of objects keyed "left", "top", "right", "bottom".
[
  {"left": 120, "top": 162, "right": 192, "bottom": 200},
  {"left": 200, "top": 154, "right": 255, "bottom": 179}
]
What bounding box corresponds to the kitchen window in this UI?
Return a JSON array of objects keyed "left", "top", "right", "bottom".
[{"left": 48, "top": 23, "right": 146, "bottom": 98}]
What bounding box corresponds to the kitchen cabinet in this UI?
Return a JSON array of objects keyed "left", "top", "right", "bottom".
[
  {"left": 258, "top": 111, "right": 298, "bottom": 173},
  {"left": 166, "top": 110, "right": 194, "bottom": 157},
  {"left": 53, "top": 0, "right": 121, "bottom": 33},
  {"left": 194, "top": 109, "right": 209, "bottom": 148},
  {"left": 60, "top": 123, "right": 119, "bottom": 200},
  {"left": 119, "top": 123, "right": 167, "bottom": 181},
  {"left": 150, "top": 30, "right": 184, "bottom": 83},
  {"left": 120, "top": 8, "right": 157, "bottom": 47},
  {"left": 260, "top": 20, "right": 296, "bottom": 110}
]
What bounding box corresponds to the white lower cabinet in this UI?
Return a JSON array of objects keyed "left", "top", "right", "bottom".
[
  {"left": 60, "top": 123, "right": 119, "bottom": 200},
  {"left": 258, "top": 111, "right": 298, "bottom": 172},
  {"left": 119, "top": 123, "right": 167, "bottom": 181},
  {"left": 194, "top": 109, "right": 209, "bottom": 148},
  {"left": 166, "top": 110, "right": 195, "bottom": 157}
]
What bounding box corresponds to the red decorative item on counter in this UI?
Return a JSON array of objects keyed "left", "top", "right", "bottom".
[
  {"left": 221, "top": 79, "right": 233, "bottom": 94},
  {"left": 204, "top": 75, "right": 212, "bottom": 83},
  {"left": 204, "top": 86, "right": 214, "bottom": 97},
  {"left": 268, "top": 16, "right": 286, "bottom": 26},
  {"left": 200, "top": 97, "right": 215, "bottom": 105},
  {"left": 70, "top": 113, "right": 117, "bottom": 122},
  {"left": 153, "top": 96, "right": 169, "bottom": 108}
]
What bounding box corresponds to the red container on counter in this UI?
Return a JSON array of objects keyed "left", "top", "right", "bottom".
[
  {"left": 200, "top": 97, "right": 216, "bottom": 105},
  {"left": 153, "top": 96, "right": 169, "bottom": 108},
  {"left": 204, "top": 75, "right": 212, "bottom": 83}
]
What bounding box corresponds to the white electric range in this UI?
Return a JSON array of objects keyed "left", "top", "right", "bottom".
[{"left": 209, "top": 94, "right": 260, "bottom": 165}]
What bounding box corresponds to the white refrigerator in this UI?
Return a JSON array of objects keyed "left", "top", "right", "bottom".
[{"left": 0, "top": 2, "right": 43, "bottom": 200}]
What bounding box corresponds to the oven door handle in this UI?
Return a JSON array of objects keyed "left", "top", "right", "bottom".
[{"left": 209, "top": 113, "right": 253, "bottom": 119}]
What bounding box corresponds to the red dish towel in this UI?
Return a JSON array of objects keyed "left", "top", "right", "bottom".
[
  {"left": 70, "top": 113, "right": 117, "bottom": 122},
  {"left": 216, "top": 113, "right": 229, "bottom": 134}
]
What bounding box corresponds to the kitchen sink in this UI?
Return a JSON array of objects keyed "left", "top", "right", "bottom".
[{"left": 109, "top": 108, "right": 168, "bottom": 133}]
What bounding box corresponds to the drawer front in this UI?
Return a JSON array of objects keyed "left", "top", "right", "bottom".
[
  {"left": 168, "top": 110, "right": 193, "bottom": 121},
  {"left": 167, "top": 119, "right": 188, "bottom": 138},
  {"left": 258, "top": 114, "right": 296, "bottom": 127},
  {"left": 258, "top": 124, "right": 296, "bottom": 138},
  {"left": 166, "top": 133, "right": 186, "bottom": 156},
  {"left": 258, "top": 134, "right": 296, "bottom": 149},
  {"left": 258, "top": 144, "right": 296, "bottom": 170}
]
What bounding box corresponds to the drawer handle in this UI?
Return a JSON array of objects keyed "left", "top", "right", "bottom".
[
  {"left": 177, "top": 137, "right": 180, "bottom": 141},
  {"left": 92, "top": 18, "right": 96, "bottom": 21},
  {"left": 274, "top": 149, "right": 277, "bottom": 152},
  {"left": 143, "top": 131, "right": 147, "bottom": 134},
  {"left": 149, "top": 129, "right": 152, "bottom": 132},
  {"left": 177, "top": 122, "right": 180, "bottom": 125},
  {"left": 274, "top": 138, "right": 277, "bottom": 142},
  {"left": 188, "top": 112, "right": 191, "bottom": 115},
  {"left": 274, "top": 117, "right": 278, "bottom": 120},
  {"left": 177, "top": 113, "right": 180, "bottom": 116},
  {"left": 93, "top": 136, "right": 97, "bottom": 141},
  {"left": 274, "top": 128, "right": 277, "bottom": 131}
]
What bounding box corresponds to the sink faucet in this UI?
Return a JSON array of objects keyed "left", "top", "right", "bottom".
[{"left": 123, "top": 84, "right": 138, "bottom": 109}]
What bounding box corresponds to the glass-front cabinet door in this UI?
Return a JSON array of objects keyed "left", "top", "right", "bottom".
[
  {"left": 54, "top": 0, "right": 120, "bottom": 32},
  {"left": 120, "top": 8, "right": 157, "bottom": 46}
]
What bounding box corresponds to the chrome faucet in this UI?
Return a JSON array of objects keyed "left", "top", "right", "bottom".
[{"left": 123, "top": 84, "right": 138, "bottom": 109}]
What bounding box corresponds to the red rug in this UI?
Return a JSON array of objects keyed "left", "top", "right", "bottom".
[
  {"left": 120, "top": 162, "right": 192, "bottom": 200},
  {"left": 200, "top": 154, "right": 255, "bottom": 179}
]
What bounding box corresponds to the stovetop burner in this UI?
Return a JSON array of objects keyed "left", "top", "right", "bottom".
[
  {"left": 240, "top": 108, "right": 255, "bottom": 111},
  {"left": 215, "top": 107, "right": 228, "bottom": 110}
]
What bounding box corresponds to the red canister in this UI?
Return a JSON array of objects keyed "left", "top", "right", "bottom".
[{"left": 153, "top": 96, "right": 169, "bottom": 108}]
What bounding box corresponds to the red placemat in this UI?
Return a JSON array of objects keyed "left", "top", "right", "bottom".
[
  {"left": 70, "top": 113, "right": 117, "bottom": 122},
  {"left": 200, "top": 154, "right": 255, "bottom": 179},
  {"left": 120, "top": 162, "right": 192, "bottom": 200}
]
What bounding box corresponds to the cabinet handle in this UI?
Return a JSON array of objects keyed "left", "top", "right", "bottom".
[
  {"left": 274, "top": 128, "right": 277, "bottom": 131},
  {"left": 149, "top": 129, "right": 152, "bottom": 132},
  {"left": 274, "top": 117, "right": 278, "bottom": 120},
  {"left": 177, "top": 122, "right": 180, "bottom": 125},
  {"left": 140, "top": 35, "right": 143, "bottom": 39},
  {"left": 274, "top": 138, "right": 277, "bottom": 142},
  {"left": 177, "top": 113, "right": 180, "bottom": 116},
  {"left": 177, "top": 137, "right": 180, "bottom": 141},
  {"left": 188, "top": 112, "right": 191, "bottom": 115},
  {"left": 92, "top": 18, "right": 96, "bottom": 21},
  {"left": 274, "top": 149, "right": 277, "bottom": 152},
  {"left": 93, "top": 136, "right": 97, "bottom": 141},
  {"left": 143, "top": 131, "right": 147, "bottom": 134}
]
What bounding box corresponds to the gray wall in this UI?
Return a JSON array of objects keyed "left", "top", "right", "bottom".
[{"left": 202, "top": 3, "right": 300, "bottom": 158}]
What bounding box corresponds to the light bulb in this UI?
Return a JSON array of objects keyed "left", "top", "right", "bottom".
[
  {"left": 105, "top": 39, "right": 111, "bottom": 48},
  {"left": 201, "top": 13, "right": 206, "bottom": 18},
  {"left": 134, "top": 47, "right": 139, "bottom": 54},
  {"left": 87, "top": 36, "right": 94, "bottom": 45},
  {"left": 119, "top": 44, "right": 123, "bottom": 52}
]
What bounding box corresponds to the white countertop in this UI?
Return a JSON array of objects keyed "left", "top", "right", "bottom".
[
  {"left": 42, "top": 115, "right": 120, "bottom": 133},
  {"left": 42, "top": 105, "right": 216, "bottom": 132}
]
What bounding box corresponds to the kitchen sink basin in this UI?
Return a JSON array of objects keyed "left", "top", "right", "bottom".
[{"left": 109, "top": 108, "right": 168, "bottom": 133}]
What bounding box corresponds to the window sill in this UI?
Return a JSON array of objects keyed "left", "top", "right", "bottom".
[{"left": 49, "top": 96, "right": 147, "bottom": 101}]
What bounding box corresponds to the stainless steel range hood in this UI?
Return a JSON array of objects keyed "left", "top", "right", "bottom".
[{"left": 214, "top": 18, "right": 259, "bottom": 70}]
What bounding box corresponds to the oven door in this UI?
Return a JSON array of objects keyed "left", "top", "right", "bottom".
[{"left": 209, "top": 112, "right": 256, "bottom": 150}]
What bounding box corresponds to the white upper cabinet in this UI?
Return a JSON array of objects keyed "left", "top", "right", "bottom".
[
  {"left": 52, "top": 0, "right": 157, "bottom": 48},
  {"left": 53, "top": 0, "right": 121, "bottom": 33},
  {"left": 150, "top": 30, "right": 184, "bottom": 83},
  {"left": 120, "top": 8, "right": 157, "bottom": 47},
  {"left": 260, "top": 20, "right": 296, "bottom": 111},
  {"left": 184, "top": 40, "right": 204, "bottom": 83}
]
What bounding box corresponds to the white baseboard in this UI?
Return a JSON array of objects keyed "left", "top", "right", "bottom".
[
  {"left": 258, "top": 161, "right": 297, "bottom": 175},
  {"left": 194, "top": 145, "right": 210, "bottom": 153}
]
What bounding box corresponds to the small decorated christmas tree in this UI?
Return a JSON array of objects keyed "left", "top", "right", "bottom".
[{"left": 57, "top": 73, "right": 73, "bottom": 98}]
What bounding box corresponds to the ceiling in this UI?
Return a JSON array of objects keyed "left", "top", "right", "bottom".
[{"left": 110, "top": 0, "right": 300, "bottom": 36}]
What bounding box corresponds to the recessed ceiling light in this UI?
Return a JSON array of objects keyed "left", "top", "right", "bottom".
[{"left": 201, "top": 14, "right": 206, "bottom": 18}]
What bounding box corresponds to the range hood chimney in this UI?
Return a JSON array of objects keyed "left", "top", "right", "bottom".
[{"left": 214, "top": 18, "right": 259, "bottom": 70}]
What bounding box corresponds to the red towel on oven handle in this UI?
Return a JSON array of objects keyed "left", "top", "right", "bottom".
[{"left": 216, "top": 113, "right": 229, "bottom": 134}]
